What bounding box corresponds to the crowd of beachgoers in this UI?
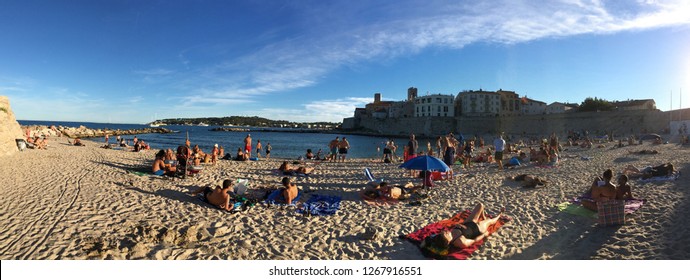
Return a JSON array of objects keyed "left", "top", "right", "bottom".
[{"left": 1, "top": 127, "right": 689, "bottom": 260}]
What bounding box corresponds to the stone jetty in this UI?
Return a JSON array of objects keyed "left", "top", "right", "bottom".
[{"left": 22, "top": 125, "right": 174, "bottom": 139}]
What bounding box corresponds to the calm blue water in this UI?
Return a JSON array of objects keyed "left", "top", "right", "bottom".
[{"left": 19, "top": 120, "right": 412, "bottom": 159}]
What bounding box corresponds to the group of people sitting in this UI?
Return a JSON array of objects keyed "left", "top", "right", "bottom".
[
  {"left": 581, "top": 169, "right": 634, "bottom": 212},
  {"left": 152, "top": 149, "right": 178, "bottom": 176},
  {"left": 190, "top": 176, "right": 300, "bottom": 211},
  {"left": 26, "top": 136, "right": 49, "bottom": 149}
]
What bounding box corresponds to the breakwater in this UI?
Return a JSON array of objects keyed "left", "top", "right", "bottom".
[{"left": 22, "top": 125, "right": 174, "bottom": 139}]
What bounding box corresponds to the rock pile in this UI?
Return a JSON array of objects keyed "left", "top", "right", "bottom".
[{"left": 0, "top": 96, "right": 24, "bottom": 156}]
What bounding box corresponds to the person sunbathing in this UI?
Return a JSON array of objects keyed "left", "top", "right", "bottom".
[
  {"left": 278, "top": 161, "right": 314, "bottom": 175},
  {"left": 616, "top": 174, "right": 633, "bottom": 200},
  {"left": 508, "top": 174, "right": 547, "bottom": 188},
  {"left": 623, "top": 163, "right": 675, "bottom": 179},
  {"left": 629, "top": 149, "right": 659, "bottom": 155},
  {"left": 191, "top": 179, "right": 234, "bottom": 211},
  {"left": 421, "top": 203, "right": 504, "bottom": 253},
  {"left": 581, "top": 169, "right": 617, "bottom": 211},
  {"left": 72, "top": 138, "right": 85, "bottom": 147},
  {"left": 362, "top": 181, "right": 414, "bottom": 200},
  {"left": 152, "top": 150, "right": 177, "bottom": 176}
]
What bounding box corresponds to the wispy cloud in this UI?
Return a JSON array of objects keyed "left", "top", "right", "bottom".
[
  {"left": 258, "top": 97, "right": 373, "bottom": 123},
  {"left": 180, "top": 0, "right": 690, "bottom": 113}
]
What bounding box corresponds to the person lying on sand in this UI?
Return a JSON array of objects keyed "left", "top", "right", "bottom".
[
  {"left": 191, "top": 179, "right": 234, "bottom": 211},
  {"left": 581, "top": 169, "right": 617, "bottom": 212},
  {"left": 278, "top": 161, "right": 314, "bottom": 175},
  {"left": 623, "top": 163, "right": 675, "bottom": 179},
  {"left": 362, "top": 181, "right": 417, "bottom": 200},
  {"left": 507, "top": 174, "right": 547, "bottom": 188},
  {"left": 421, "top": 203, "right": 504, "bottom": 252},
  {"left": 72, "top": 137, "right": 84, "bottom": 147},
  {"left": 629, "top": 149, "right": 659, "bottom": 155}
]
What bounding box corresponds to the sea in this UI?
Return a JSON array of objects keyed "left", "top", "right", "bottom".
[{"left": 18, "top": 120, "right": 414, "bottom": 159}]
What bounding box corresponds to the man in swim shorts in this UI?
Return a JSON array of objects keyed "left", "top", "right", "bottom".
[
  {"left": 338, "top": 137, "right": 350, "bottom": 162},
  {"left": 328, "top": 137, "right": 340, "bottom": 162},
  {"left": 244, "top": 134, "right": 252, "bottom": 158}
]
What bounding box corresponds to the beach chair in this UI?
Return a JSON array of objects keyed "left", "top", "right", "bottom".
[{"left": 364, "top": 168, "right": 385, "bottom": 183}]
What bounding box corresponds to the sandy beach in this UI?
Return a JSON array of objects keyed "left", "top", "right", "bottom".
[{"left": 1, "top": 137, "right": 689, "bottom": 260}]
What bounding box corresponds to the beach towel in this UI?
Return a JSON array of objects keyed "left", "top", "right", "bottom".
[
  {"left": 264, "top": 189, "right": 301, "bottom": 206},
  {"left": 560, "top": 197, "right": 647, "bottom": 219},
  {"left": 556, "top": 202, "right": 597, "bottom": 219},
  {"left": 296, "top": 195, "right": 341, "bottom": 216},
  {"left": 638, "top": 171, "right": 680, "bottom": 183},
  {"left": 403, "top": 210, "right": 509, "bottom": 260}
]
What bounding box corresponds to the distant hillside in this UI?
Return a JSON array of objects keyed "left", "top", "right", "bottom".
[{"left": 155, "top": 116, "right": 341, "bottom": 129}]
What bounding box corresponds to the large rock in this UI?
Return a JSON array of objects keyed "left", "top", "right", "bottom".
[{"left": 0, "top": 96, "right": 24, "bottom": 156}]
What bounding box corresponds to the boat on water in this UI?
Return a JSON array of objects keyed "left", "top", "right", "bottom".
[
  {"left": 149, "top": 122, "right": 166, "bottom": 127},
  {"left": 197, "top": 122, "right": 209, "bottom": 127}
]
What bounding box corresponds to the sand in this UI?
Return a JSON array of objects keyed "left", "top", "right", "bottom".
[{"left": 1, "top": 137, "right": 689, "bottom": 260}]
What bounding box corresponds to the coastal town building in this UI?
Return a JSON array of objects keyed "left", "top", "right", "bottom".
[
  {"left": 521, "top": 98, "right": 547, "bottom": 115},
  {"left": 457, "top": 89, "right": 501, "bottom": 117},
  {"left": 546, "top": 102, "right": 577, "bottom": 114},
  {"left": 414, "top": 93, "right": 455, "bottom": 117},
  {"left": 613, "top": 99, "right": 657, "bottom": 111}
]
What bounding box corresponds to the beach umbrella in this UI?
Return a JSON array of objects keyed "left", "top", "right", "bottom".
[{"left": 398, "top": 155, "right": 450, "bottom": 172}]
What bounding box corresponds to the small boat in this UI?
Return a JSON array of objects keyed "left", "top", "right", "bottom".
[{"left": 197, "top": 122, "right": 209, "bottom": 127}]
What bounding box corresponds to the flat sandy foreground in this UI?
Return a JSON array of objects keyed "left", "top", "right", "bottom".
[{"left": 1, "top": 138, "right": 689, "bottom": 260}]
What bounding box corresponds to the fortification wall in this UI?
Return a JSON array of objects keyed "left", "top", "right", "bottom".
[{"left": 354, "top": 110, "right": 669, "bottom": 138}]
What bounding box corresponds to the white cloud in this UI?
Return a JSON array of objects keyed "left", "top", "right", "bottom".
[
  {"left": 179, "top": 0, "right": 690, "bottom": 109},
  {"left": 258, "top": 97, "right": 373, "bottom": 123}
]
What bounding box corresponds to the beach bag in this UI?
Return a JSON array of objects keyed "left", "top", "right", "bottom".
[{"left": 597, "top": 200, "right": 625, "bottom": 226}]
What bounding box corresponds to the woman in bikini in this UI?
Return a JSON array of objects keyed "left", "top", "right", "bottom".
[{"left": 421, "top": 203, "right": 504, "bottom": 254}]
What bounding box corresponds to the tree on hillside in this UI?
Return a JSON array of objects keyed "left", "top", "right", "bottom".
[{"left": 578, "top": 97, "right": 615, "bottom": 112}]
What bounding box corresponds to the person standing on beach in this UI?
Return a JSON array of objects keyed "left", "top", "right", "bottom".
[
  {"left": 338, "top": 137, "right": 350, "bottom": 162},
  {"left": 265, "top": 142, "right": 272, "bottom": 159},
  {"left": 407, "top": 134, "right": 419, "bottom": 176},
  {"left": 244, "top": 134, "right": 252, "bottom": 158},
  {"left": 104, "top": 134, "right": 109, "bottom": 144},
  {"left": 256, "top": 140, "right": 263, "bottom": 159},
  {"left": 494, "top": 133, "right": 506, "bottom": 170},
  {"left": 328, "top": 137, "right": 340, "bottom": 162}
]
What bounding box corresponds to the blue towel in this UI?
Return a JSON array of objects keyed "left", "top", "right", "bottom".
[
  {"left": 264, "top": 189, "right": 301, "bottom": 205},
  {"left": 297, "top": 195, "right": 342, "bottom": 216}
]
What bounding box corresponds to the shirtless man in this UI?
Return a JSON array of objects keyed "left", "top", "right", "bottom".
[
  {"left": 256, "top": 140, "right": 262, "bottom": 158},
  {"left": 616, "top": 174, "right": 633, "bottom": 200},
  {"left": 244, "top": 134, "right": 252, "bottom": 158},
  {"left": 281, "top": 177, "right": 299, "bottom": 205},
  {"left": 338, "top": 137, "right": 350, "bottom": 162},
  {"left": 582, "top": 169, "right": 618, "bottom": 211},
  {"left": 328, "top": 137, "right": 340, "bottom": 162},
  {"left": 191, "top": 180, "right": 234, "bottom": 211}
]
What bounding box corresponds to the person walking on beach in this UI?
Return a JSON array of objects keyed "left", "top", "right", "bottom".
[
  {"left": 265, "top": 142, "right": 272, "bottom": 159},
  {"left": 256, "top": 140, "right": 263, "bottom": 159},
  {"left": 338, "top": 137, "right": 350, "bottom": 162},
  {"left": 244, "top": 134, "right": 252, "bottom": 158},
  {"left": 494, "top": 133, "right": 506, "bottom": 170},
  {"left": 328, "top": 137, "right": 340, "bottom": 162}
]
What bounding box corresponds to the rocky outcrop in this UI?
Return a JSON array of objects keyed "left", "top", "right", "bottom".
[
  {"left": 22, "top": 125, "right": 173, "bottom": 139},
  {"left": 0, "top": 96, "right": 25, "bottom": 156}
]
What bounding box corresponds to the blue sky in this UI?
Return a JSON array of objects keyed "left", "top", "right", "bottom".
[{"left": 1, "top": 0, "right": 689, "bottom": 123}]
